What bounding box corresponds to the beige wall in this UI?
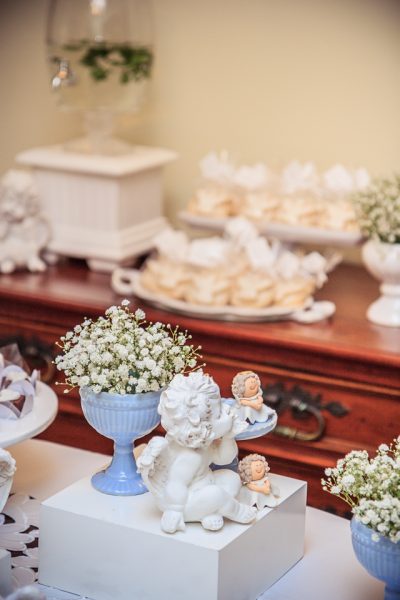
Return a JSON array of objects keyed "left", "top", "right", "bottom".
[
  {"left": 1, "top": 0, "right": 399, "bottom": 232},
  {"left": 0, "top": 0, "right": 82, "bottom": 167}
]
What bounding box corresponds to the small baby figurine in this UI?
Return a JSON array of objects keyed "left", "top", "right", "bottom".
[
  {"left": 231, "top": 371, "right": 274, "bottom": 424},
  {"left": 238, "top": 454, "right": 280, "bottom": 509}
]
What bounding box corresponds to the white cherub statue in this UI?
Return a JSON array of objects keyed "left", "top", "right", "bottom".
[
  {"left": 0, "top": 170, "right": 50, "bottom": 274},
  {"left": 137, "top": 371, "right": 257, "bottom": 534}
]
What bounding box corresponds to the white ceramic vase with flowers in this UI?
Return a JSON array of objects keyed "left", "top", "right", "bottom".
[
  {"left": 55, "top": 300, "right": 201, "bottom": 496},
  {"left": 322, "top": 439, "right": 400, "bottom": 600},
  {"left": 353, "top": 175, "right": 400, "bottom": 327}
]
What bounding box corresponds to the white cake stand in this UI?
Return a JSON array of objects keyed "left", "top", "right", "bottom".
[
  {"left": 0, "top": 382, "right": 58, "bottom": 595},
  {"left": 0, "top": 382, "right": 58, "bottom": 449},
  {"left": 179, "top": 211, "right": 363, "bottom": 247}
]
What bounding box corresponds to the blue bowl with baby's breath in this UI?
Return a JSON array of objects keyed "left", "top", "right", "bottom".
[
  {"left": 322, "top": 439, "right": 400, "bottom": 600},
  {"left": 55, "top": 300, "right": 201, "bottom": 495}
]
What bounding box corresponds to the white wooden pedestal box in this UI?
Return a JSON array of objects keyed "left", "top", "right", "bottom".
[
  {"left": 39, "top": 473, "right": 306, "bottom": 600},
  {"left": 17, "top": 145, "right": 177, "bottom": 272}
]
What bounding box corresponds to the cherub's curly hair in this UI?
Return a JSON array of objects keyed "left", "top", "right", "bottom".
[
  {"left": 238, "top": 453, "right": 269, "bottom": 484},
  {"left": 231, "top": 371, "right": 261, "bottom": 399},
  {"left": 158, "top": 371, "right": 221, "bottom": 449}
]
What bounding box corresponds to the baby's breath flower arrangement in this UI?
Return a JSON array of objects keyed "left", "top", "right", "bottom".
[
  {"left": 55, "top": 300, "right": 201, "bottom": 395},
  {"left": 322, "top": 438, "right": 400, "bottom": 543},
  {"left": 353, "top": 175, "right": 400, "bottom": 243}
]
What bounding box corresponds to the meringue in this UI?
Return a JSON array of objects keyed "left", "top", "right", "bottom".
[
  {"left": 187, "top": 236, "right": 231, "bottom": 269},
  {"left": 184, "top": 268, "right": 232, "bottom": 306},
  {"left": 231, "top": 271, "right": 275, "bottom": 308},
  {"left": 274, "top": 277, "right": 315, "bottom": 309},
  {"left": 188, "top": 186, "right": 237, "bottom": 217},
  {"left": 140, "top": 257, "right": 190, "bottom": 300}
]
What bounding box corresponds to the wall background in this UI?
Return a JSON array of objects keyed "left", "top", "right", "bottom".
[{"left": 0, "top": 0, "right": 399, "bottom": 256}]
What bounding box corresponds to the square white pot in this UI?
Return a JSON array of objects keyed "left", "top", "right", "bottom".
[
  {"left": 39, "top": 473, "right": 306, "bottom": 600},
  {"left": 17, "top": 145, "right": 177, "bottom": 271}
]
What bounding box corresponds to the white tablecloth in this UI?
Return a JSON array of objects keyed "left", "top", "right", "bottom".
[{"left": 6, "top": 440, "right": 383, "bottom": 600}]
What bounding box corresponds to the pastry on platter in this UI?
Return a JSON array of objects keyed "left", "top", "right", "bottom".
[
  {"left": 188, "top": 186, "right": 237, "bottom": 217},
  {"left": 189, "top": 150, "right": 237, "bottom": 217},
  {"left": 234, "top": 164, "right": 277, "bottom": 221},
  {"left": 320, "top": 165, "right": 369, "bottom": 231},
  {"left": 187, "top": 236, "right": 232, "bottom": 269},
  {"left": 321, "top": 200, "right": 358, "bottom": 231},
  {"left": 184, "top": 268, "right": 231, "bottom": 306},
  {"left": 138, "top": 217, "right": 333, "bottom": 313},
  {"left": 230, "top": 271, "right": 275, "bottom": 308},
  {"left": 225, "top": 252, "right": 251, "bottom": 280},
  {"left": 273, "top": 277, "right": 315, "bottom": 309},
  {"left": 276, "top": 196, "right": 324, "bottom": 227},
  {"left": 280, "top": 160, "right": 319, "bottom": 196},
  {"left": 275, "top": 161, "right": 322, "bottom": 227},
  {"left": 140, "top": 257, "right": 190, "bottom": 300},
  {"left": 242, "top": 191, "right": 280, "bottom": 222}
]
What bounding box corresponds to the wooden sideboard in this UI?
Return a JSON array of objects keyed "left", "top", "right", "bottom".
[{"left": 0, "top": 260, "right": 398, "bottom": 515}]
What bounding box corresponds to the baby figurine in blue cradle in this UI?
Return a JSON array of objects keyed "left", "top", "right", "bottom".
[{"left": 231, "top": 371, "right": 275, "bottom": 425}]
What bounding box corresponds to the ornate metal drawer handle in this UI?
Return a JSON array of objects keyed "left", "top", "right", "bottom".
[
  {"left": 274, "top": 399, "right": 326, "bottom": 442},
  {"left": 263, "top": 382, "right": 349, "bottom": 443}
]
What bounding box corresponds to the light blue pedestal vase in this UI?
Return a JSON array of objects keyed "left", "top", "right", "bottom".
[
  {"left": 351, "top": 517, "right": 400, "bottom": 600},
  {"left": 80, "top": 387, "right": 161, "bottom": 496}
]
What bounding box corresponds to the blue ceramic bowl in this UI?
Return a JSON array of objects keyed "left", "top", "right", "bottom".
[
  {"left": 351, "top": 517, "right": 400, "bottom": 600},
  {"left": 80, "top": 387, "right": 161, "bottom": 496}
]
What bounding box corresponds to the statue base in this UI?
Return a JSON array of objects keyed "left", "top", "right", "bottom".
[{"left": 39, "top": 473, "right": 306, "bottom": 600}]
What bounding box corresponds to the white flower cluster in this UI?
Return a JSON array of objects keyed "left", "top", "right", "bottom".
[
  {"left": 353, "top": 175, "right": 400, "bottom": 243},
  {"left": 55, "top": 301, "right": 201, "bottom": 395},
  {"left": 322, "top": 438, "right": 400, "bottom": 543}
]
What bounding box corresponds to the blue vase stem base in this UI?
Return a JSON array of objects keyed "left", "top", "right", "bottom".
[
  {"left": 91, "top": 469, "right": 148, "bottom": 496},
  {"left": 90, "top": 441, "right": 148, "bottom": 496}
]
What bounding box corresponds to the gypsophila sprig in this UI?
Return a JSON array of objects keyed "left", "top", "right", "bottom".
[
  {"left": 353, "top": 175, "right": 400, "bottom": 243},
  {"left": 55, "top": 301, "right": 202, "bottom": 395},
  {"left": 321, "top": 438, "right": 400, "bottom": 543}
]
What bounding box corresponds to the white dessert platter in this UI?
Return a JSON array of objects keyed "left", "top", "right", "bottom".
[
  {"left": 118, "top": 269, "right": 336, "bottom": 323},
  {"left": 179, "top": 211, "right": 363, "bottom": 248},
  {"left": 0, "top": 381, "right": 58, "bottom": 449}
]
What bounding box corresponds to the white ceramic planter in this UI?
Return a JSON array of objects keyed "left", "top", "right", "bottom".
[
  {"left": 17, "top": 144, "right": 177, "bottom": 272},
  {"left": 362, "top": 240, "right": 400, "bottom": 327}
]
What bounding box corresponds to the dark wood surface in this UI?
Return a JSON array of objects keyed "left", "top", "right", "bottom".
[
  {"left": 0, "top": 259, "right": 398, "bottom": 515},
  {"left": 0, "top": 259, "right": 398, "bottom": 365}
]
